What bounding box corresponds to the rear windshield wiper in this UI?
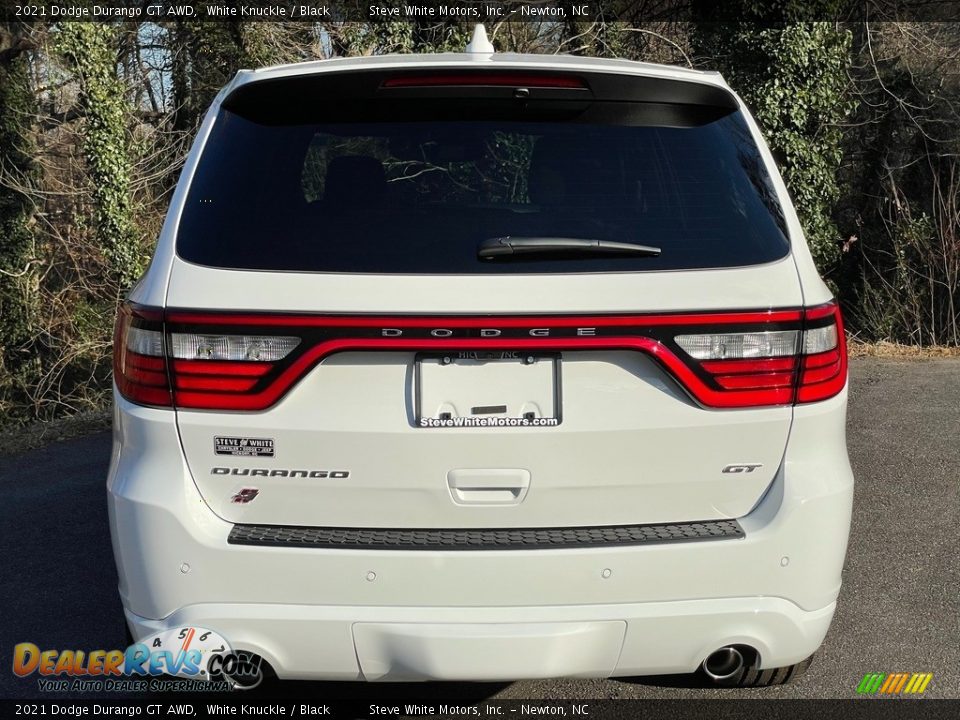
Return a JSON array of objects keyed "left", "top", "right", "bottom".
[{"left": 478, "top": 236, "right": 661, "bottom": 260}]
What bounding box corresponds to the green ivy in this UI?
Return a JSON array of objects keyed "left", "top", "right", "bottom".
[
  {"left": 55, "top": 23, "right": 142, "bottom": 288},
  {"left": 692, "top": 19, "right": 856, "bottom": 275}
]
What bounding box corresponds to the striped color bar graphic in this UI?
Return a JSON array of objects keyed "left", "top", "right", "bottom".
[{"left": 857, "top": 672, "right": 933, "bottom": 695}]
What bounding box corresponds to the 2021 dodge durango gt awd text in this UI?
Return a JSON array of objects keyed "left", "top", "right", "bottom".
[{"left": 107, "top": 37, "right": 853, "bottom": 687}]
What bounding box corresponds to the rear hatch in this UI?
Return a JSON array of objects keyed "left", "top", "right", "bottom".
[{"left": 163, "top": 66, "right": 804, "bottom": 529}]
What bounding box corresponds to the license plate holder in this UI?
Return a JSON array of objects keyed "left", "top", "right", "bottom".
[{"left": 415, "top": 351, "right": 561, "bottom": 428}]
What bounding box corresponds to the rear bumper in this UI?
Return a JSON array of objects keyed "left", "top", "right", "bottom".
[
  {"left": 125, "top": 598, "right": 836, "bottom": 681},
  {"left": 108, "top": 389, "right": 853, "bottom": 680}
]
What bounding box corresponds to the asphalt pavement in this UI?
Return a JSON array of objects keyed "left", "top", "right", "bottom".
[{"left": 1, "top": 358, "right": 957, "bottom": 701}]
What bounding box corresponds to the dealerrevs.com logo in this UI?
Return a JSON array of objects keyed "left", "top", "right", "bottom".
[{"left": 13, "top": 627, "right": 263, "bottom": 692}]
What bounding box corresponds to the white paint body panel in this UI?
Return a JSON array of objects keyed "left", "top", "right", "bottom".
[
  {"left": 110, "top": 390, "right": 852, "bottom": 679},
  {"left": 111, "top": 51, "right": 854, "bottom": 681},
  {"left": 352, "top": 621, "right": 628, "bottom": 681},
  {"left": 180, "top": 351, "right": 792, "bottom": 527},
  {"left": 165, "top": 255, "right": 802, "bottom": 314}
]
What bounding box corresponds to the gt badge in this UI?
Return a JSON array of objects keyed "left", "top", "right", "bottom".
[{"left": 721, "top": 464, "right": 763, "bottom": 474}]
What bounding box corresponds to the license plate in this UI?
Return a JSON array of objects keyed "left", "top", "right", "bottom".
[{"left": 415, "top": 352, "right": 561, "bottom": 428}]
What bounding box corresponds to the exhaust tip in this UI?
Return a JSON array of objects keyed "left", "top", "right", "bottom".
[{"left": 702, "top": 646, "right": 745, "bottom": 681}]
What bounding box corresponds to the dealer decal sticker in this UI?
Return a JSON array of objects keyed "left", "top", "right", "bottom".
[{"left": 214, "top": 436, "right": 275, "bottom": 457}]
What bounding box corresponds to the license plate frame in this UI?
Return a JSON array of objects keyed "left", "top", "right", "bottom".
[{"left": 414, "top": 351, "right": 562, "bottom": 428}]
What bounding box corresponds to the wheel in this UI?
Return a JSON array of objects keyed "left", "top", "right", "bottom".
[{"left": 704, "top": 647, "right": 814, "bottom": 688}]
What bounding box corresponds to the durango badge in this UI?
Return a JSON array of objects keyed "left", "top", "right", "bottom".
[{"left": 212, "top": 467, "right": 350, "bottom": 479}]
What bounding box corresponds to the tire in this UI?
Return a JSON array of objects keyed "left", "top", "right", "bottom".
[{"left": 705, "top": 649, "right": 814, "bottom": 688}]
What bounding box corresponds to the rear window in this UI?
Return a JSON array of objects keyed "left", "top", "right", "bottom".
[{"left": 177, "top": 73, "right": 790, "bottom": 274}]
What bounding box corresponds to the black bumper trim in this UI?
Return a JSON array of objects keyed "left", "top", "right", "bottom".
[{"left": 227, "top": 519, "right": 744, "bottom": 551}]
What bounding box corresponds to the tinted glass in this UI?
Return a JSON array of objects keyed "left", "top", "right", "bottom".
[{"left": 177, "top": 105, "right": 790, "bottom": 273}]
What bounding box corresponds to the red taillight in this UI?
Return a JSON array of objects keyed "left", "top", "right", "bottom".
[
  {"left": 114, "top": 304, "right": 298, "bottom": 411},
  {"left": 675, "top": 301, "right": 847, "bottom": 407},
  {"left": 113, "top": 304, "right": 172, "bottom": 407},
  {"left": 114, "top": 303, "right": 847, "bottom": 412},
  {"left": 796, "top": 304, "right": 847, "bottom": 403},
  {"left": 166, "top": 332, "right": 299, "bottom": 410},
  {"left": 382, "top": 74, "right": 586, "bottom": 89}
]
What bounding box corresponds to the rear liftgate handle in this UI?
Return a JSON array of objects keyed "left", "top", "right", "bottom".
[{"left": 446, "top": 469, "right": 531, "bottom": 506}]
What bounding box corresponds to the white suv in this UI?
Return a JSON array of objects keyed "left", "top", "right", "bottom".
[{"left": 108, "top": 32, "right": 853, "bottom": 687}]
